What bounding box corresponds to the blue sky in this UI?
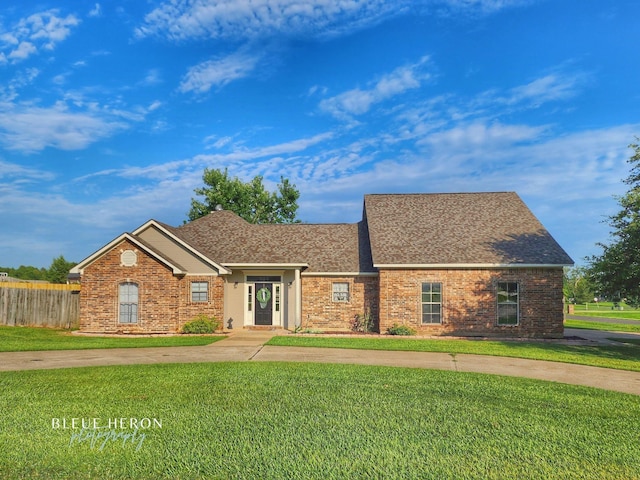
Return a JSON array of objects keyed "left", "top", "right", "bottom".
[{"left": 1, "top": 0, "right": 638, "bottom": 268}]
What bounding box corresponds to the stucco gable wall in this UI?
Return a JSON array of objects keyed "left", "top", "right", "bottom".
[{"left": 136, "top": 225, "right": 219, "bottom": 275}]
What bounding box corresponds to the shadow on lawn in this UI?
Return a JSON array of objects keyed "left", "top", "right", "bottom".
[{"left": 491, "top": 339, "right": 640, "bottom": 363}]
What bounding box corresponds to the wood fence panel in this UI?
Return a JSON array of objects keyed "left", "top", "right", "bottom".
[{"left": 0, "top": 283, "right": 80, "bottom": 328}]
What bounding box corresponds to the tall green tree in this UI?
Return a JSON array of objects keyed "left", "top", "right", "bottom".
[
  {"left": 188, "top": 168, "right": 300, "bottom": 224},
  {"left": 46, "top": 255, "right": 77, "bottom": 284},
  {"left": 563, "top": 267, "right": 594, "bottom": 304},
  {"left": 0, "top": 265, "right": 47, "bottom": 281},
  {"left": 588, "top": 139, "right": 640, "bottom": 306}
]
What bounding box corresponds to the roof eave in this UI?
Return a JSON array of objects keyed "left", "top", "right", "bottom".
[
  {"left": 222, "top": 263, "right": 309, "bottom": 269},
  {"left": 301, "top": 271, "right": 379, "bottom": 277},
  {"left": 69, "top": 233, "right": 186, "bottom": 275},
  {"left": 373, "top": 263, "right": 573, "bottom": 269},
  {"left": 133, "top": 219, "right": 232, "bottom": 275}
]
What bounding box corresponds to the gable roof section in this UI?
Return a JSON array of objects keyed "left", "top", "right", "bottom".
[
  {"left": 132, "top": 220, "right": 231, "bottom": 275},
  {"left": 167, "top": 210, "right": 375, "bottom": 274},
  {"left": 70, "top": 232, "right": 188, "bottom": 275},
  {"left": 364, "top": 192, "right": 574, "bottom": 267}
]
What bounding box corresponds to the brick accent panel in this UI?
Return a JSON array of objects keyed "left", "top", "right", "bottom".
[
  {"left": 301, "top": 276, "right": 378, "bottom": 331},
  {"left": 378, "top": 268, "right": 564, "bottom": 339},
  {"left": 78, "top": 239, "right": 223, "bottom": 333}
]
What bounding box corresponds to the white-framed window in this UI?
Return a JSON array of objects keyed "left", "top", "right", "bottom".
[
  {"left": 191, "top": 281, "right": 208, "bottom": 302},
  {"left": 497, "top": 282, "right": 519, "bottom": 325},
  {"left": 421, "top": 282, "right": 442, "bottom": 324},
  {"left": 332, "top": 282, "right": 349, "bottom": 302},
  {"left": 119, "top": 282, "right": 138, "bottom": 324}
]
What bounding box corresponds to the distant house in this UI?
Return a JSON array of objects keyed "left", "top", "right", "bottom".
[{"left": 70, "top": 192, "right": 573, "bottom": 338}]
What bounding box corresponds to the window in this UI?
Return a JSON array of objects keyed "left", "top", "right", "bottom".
[
  {"left": 332, "top": 282, "right": 349, "bottom": 302},
  {"left": 421, "top": 283, "right": 442, "bottom": 324},
  {"left": 191, "top": 282, "right": 208, "bottom": 302},
  {"left": 119, "top": 282, "right": 138, "bottom": 324},
  {"left": 247, "top": 285, "right": 253, "bottom": 312},
  {"left": 275, "top": 284, "right": 281, "bottom": 312},
  {"left": 497, "top": 282, "right": 519, "bottom": 325}
]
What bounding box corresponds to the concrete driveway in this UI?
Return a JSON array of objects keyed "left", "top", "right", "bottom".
[{"left": 0, "top": 329, "right": 638, "bottom": 396}]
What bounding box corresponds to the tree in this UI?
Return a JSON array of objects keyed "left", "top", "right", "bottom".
[
  {"left": 588, "top": 139, "right": 640, "bottom": 306},
  {"left": 46, "top": 256, "right": 77, "bottom": 284},
  {"left": 563, "top": 267, "right": 594, "bottom": 304},
  {"left": 3, "top": 265, "right": 48, "bottom": 281},
  {"left": 188, "top": 168, "right": 300, "bottom": 224}
]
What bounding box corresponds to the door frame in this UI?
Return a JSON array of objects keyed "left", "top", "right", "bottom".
[{"left": 244, "top": 274, "right": 283, "bottom": 327}]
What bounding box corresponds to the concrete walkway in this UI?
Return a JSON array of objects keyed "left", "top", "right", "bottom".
[{"left": 0, "top": 330, "right": 638, "bottom": 396}]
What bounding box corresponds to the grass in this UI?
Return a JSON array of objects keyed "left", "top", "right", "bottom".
[
  {"left": 609, "top": 338, "right": 640, "bottom": 346},
  {"left": 572, "top": 310, "right": 640, "bottom": 320},
  {"left": 267, "top": 336, "right": 640, "bottom": 372},
  {"left": 0, "top": 326, "right": 224, "bottom": 352},
  {"left": 564, "top": 319, "right": 640, "bottom": 333},
  {"left": 0, "top": 362, "right": 638, "bottom": 479},
  {"left": 573, "top": 302, "right": 640, "bottom": 320}
]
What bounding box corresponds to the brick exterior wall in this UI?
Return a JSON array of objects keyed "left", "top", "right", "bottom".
[
  {"left": 378, "top": 268, "right": 564, "bottom": 338},
  {"left": 79, "top": 239, "right": 223, "bottom": 333},
  {"left": 301, "top": 276, "right": 378, "bottom": 331},
  {"left": 79, "top": 240, "right": 563, "bottom": 338}
]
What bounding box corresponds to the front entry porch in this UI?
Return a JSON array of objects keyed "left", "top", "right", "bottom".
[{"left": 222, "top": 267, "right": 303, "bottom": 331}]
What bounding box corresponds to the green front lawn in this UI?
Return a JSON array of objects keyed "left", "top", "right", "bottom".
[
  {"left": 0, "top": 326, "right": 224, "bottom": 352},
  {"left": 267, "top": 336, "right": 640, "bottom": 371},
  {"left": 573, "top": 302, "right": 640, "bottom": 320},
  {"left": 564, "top": 319, "right": 640, "bottom": 333},
  {"left": 0, "top": 362, "right": 638, "bottom": 479},
  {"left": 572, "top": 310, "right": 640, "bottom": 320}
]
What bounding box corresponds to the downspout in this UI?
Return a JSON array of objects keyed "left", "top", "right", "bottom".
[{"left": 295, "top": 268, "right": 302, "bottom": 329}]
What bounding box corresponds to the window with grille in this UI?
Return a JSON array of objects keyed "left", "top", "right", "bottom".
[
  {"left": 332, "top": 282, "right": 349, "bottom": 302},
  {"left": 119, "top": 282, "right": 138, "bottom": 324},
  {"left": 191, "top": 282, "right": 208, "bottom": 302},
  {"left": 421, "top": 282, "right": 442, "bottom": 324},
  {"left": 497, "top": 282, "right": 519, "bottom": 325}
]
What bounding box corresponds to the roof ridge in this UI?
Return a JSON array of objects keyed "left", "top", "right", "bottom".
[{"left": 364, "top": 191, "right": 515, "bottom": 197}]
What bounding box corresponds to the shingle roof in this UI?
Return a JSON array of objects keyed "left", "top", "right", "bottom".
[
  {"left": 165, "top": 211, "right": 375, "bottom": 273},
  {"left": 153, "top": 192, "right": 572, "bottom": 272},
  {"left": 364, "top": 192, "right": 573, "bottom": 266}
]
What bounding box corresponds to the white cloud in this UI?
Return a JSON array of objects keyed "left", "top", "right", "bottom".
[
  {"left": 179, "top": 51, "right": 261, "bottom": 93},
  {"left": 505, "top": 72, "right": 585, "bottom": 106},
  {"left": 136, "top": 0, "right": 396, "bottom": 41},
  {"left": 135, "top": 0, "right": 528, "bottom": 42},
  {"left": 0, "top": 104, "right": 126, "bottom": 152},
  {"left": 8, "top": 41, "right": 37, "bottom": 60},
  {"left": 320, "top": 56, "right": 432, "bottom": 119},
  {"left": 0, "top": 159, "right": 55, "bottom": 182},
  {"left": 0, "top": 9, "right": 80, "bottom": 63},
  {"left": 89, "top": 4, "right": 102, "bottom": 18},
  {"left": 419, "top": 121, "right": 547, "bottom": 152},
  {"left": 148, "top": 100, "right": 162, "bottom": 112}
]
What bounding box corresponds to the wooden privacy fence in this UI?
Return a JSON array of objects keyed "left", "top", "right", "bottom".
[{"left": 0, "top": 282, "right": 80, "bottom": 328}]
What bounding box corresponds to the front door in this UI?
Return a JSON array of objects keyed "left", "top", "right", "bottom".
[{"left": 254, "top": 282, "right": 273, "bottom": 326}]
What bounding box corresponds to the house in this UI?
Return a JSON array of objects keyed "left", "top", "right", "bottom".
[{"left": 69, "top": 192, "right": 573, "bottom": 338}]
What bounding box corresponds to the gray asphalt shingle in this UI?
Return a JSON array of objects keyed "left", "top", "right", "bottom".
[{"left": 156, "top": 192, "right": 572, "bottom": 272}]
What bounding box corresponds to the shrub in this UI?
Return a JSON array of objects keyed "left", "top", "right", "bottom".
[
  {"left": 386, "top": 323, "right": 416, "bottom": 336},
  {"left": 351, "top": 310, "right": 376, "bottom": 333},
  {"left": 182, "top": 315, "right": 219, "bottom": 334}
]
